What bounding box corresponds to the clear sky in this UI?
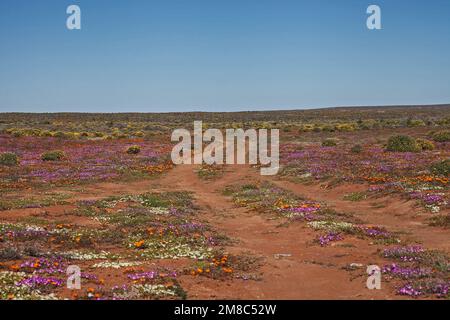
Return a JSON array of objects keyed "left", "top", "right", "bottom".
[{"left": 0, "top": 0, "right": 449, "bottom": 112}]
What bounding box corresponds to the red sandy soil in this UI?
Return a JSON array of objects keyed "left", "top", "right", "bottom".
[{"left": 2, "top": 161, "right": 448, "bottom": 300}]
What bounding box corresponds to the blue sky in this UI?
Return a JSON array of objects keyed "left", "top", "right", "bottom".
[{"left": 0, "top": 0, "right": 449, "bottom": 112}]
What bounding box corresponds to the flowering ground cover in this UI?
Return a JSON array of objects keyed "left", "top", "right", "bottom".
[
  {"left": 0, "top": 192, "right": 71, "bottom": 211},
  {"left": 195, "top": 164, "right": 226, "bottom": 180},
  {"left": 280, "top": 129, "right": 449, "bottom": 215},
  {"left": 382, "top": 246, "right": 449, "bottom": 298},
  {"left": 225, "top": 181, "right": 400, "bottom": 245},
  {"left": 0, "top": 189, "right": 262, "bottom": 300},
  {"left": 0, "top": 109, "right": 449, "bottom": 300},
  {"left": 186, "top": 254, "right": 264, "bottom": 281},
  {"left": 0, "top": 134, "right": 173, "bottom": 192},
  {"left": 224, "top": 181, "right": 449, "bottom": 298}
]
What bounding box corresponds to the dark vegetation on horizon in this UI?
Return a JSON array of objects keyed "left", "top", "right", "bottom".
[
  {"left": 1, "top": 105, "right": 449, "bottom": 141},
  {"left": 2, "top": 104, "right": 450, "bottom": 123}
]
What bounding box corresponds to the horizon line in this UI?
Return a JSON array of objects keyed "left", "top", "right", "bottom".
[{"left": 1, "top": 103, "right": 450, "bottom": 115}]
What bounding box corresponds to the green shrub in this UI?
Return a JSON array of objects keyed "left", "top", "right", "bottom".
[
  {"left": 40, "top": 130, "right": 53, "bottom": 137},
  {"left": 322, "top": 139, "right": 337, "bottom": 147},
  {"left": 343, "top": 192, "right": 367, "bottom": 202},
  {"left": 12, "top": 130, "right": 24, "bottom": 137},
  {"left": 94, "top": 132, "right": 105, "bottom": 138},
  {"left": 432, "top": 130, "right": 450, "bottom": 142},
  {"left": 53, "top": 131, "right": 67, "bottom": 138},
  {"left": 416, "top": 138, "right": 435, "bottom": 151},
  {"left": 0, "top": 152, "right": 19, "bottom": 166},
  {"left": 65, "top": 132, "right": 78, "bottom": 139},
  {"left": 0, "top": 247, "right": 21, "bottom": 261},
  {"left": 386, "top": 135, "right": 419, "bottom": 152},
  {"left": 406, "top": 119, "right": 426, "bottom": 127},
  {"left": 301, "top": 124, "right": 314, "bottom": 132},
  {"left": 335, "top": 123, "right": 356, "bottom": 132},
  {"left": 321, "top": 125, "right": 335, "bottom": 132},
  {"left": 41, "top": 150, "right": 66, "bottom": 161},
  {"left": 126, "top": 145, "right": 141, "bottom": 155},
  {"left": 350, "top": 145, "right": 363, "bottom": 154},
  {"left": 430, "top": 159, "right": 450, "bottom": 176}
]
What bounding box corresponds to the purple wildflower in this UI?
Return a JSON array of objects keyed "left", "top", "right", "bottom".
[
  {"left": 317, "top": 232, "right": 343, "bottom": 246},
  {"left": 382, "top": 263, "right": 431, "bottom": 279},
  {"left": 383, "top": 246, "right": 424, "bottom": 262},
  {"left": 17, "top": 276, "right": 63, "bottom": 288}
]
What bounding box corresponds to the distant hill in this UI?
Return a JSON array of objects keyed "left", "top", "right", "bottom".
[{"left": 1, "top": 104, "right": 449, "bottom": 124}]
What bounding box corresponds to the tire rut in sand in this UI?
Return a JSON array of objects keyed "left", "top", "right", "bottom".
[{"left": 157, "top": 164, "right": 396, "bottom": 299}]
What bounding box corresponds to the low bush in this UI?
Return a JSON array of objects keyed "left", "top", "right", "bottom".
[
  {"left": 416, "top": 138, "right": 435, "bottom": 151},
  {"left": 53, "top": 131, "right": 67, "bottom": 138},
  {"left": 407, "top": 119, "right": 426, "bottom": 127},
  {"left": 41, "top": 150, "right": 66, "bottom": 161},
  {"left": 126, "top": 145, "right": 141, "bottom": 155},
  {"left": 322, "top": 139, "right": 338, "bottom": 147},
  {"left": 386, "top": 135, "right": 419, "bottom": 152},
  {"left": 350, "top": 145, "right": 363, "bottom": 154},
  {"left": 430, "top": 159, "right": 450, "bottom": 176},
  {"left": 432, "top": 130, "right": 450, "bottom": 142},
  {"left": 0, "top": 247, "right": 22, "bottom": 261},
  {"left": 0, "top": 152, "right": 19, "bottom": 166}
]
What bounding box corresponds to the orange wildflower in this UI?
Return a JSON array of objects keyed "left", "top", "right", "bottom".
[
  {"left": 134, "top": 240, "right": 145, "bottom": 248},
  {"left": 9, "top": 264, "right": 20, "bottom": 271}
]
